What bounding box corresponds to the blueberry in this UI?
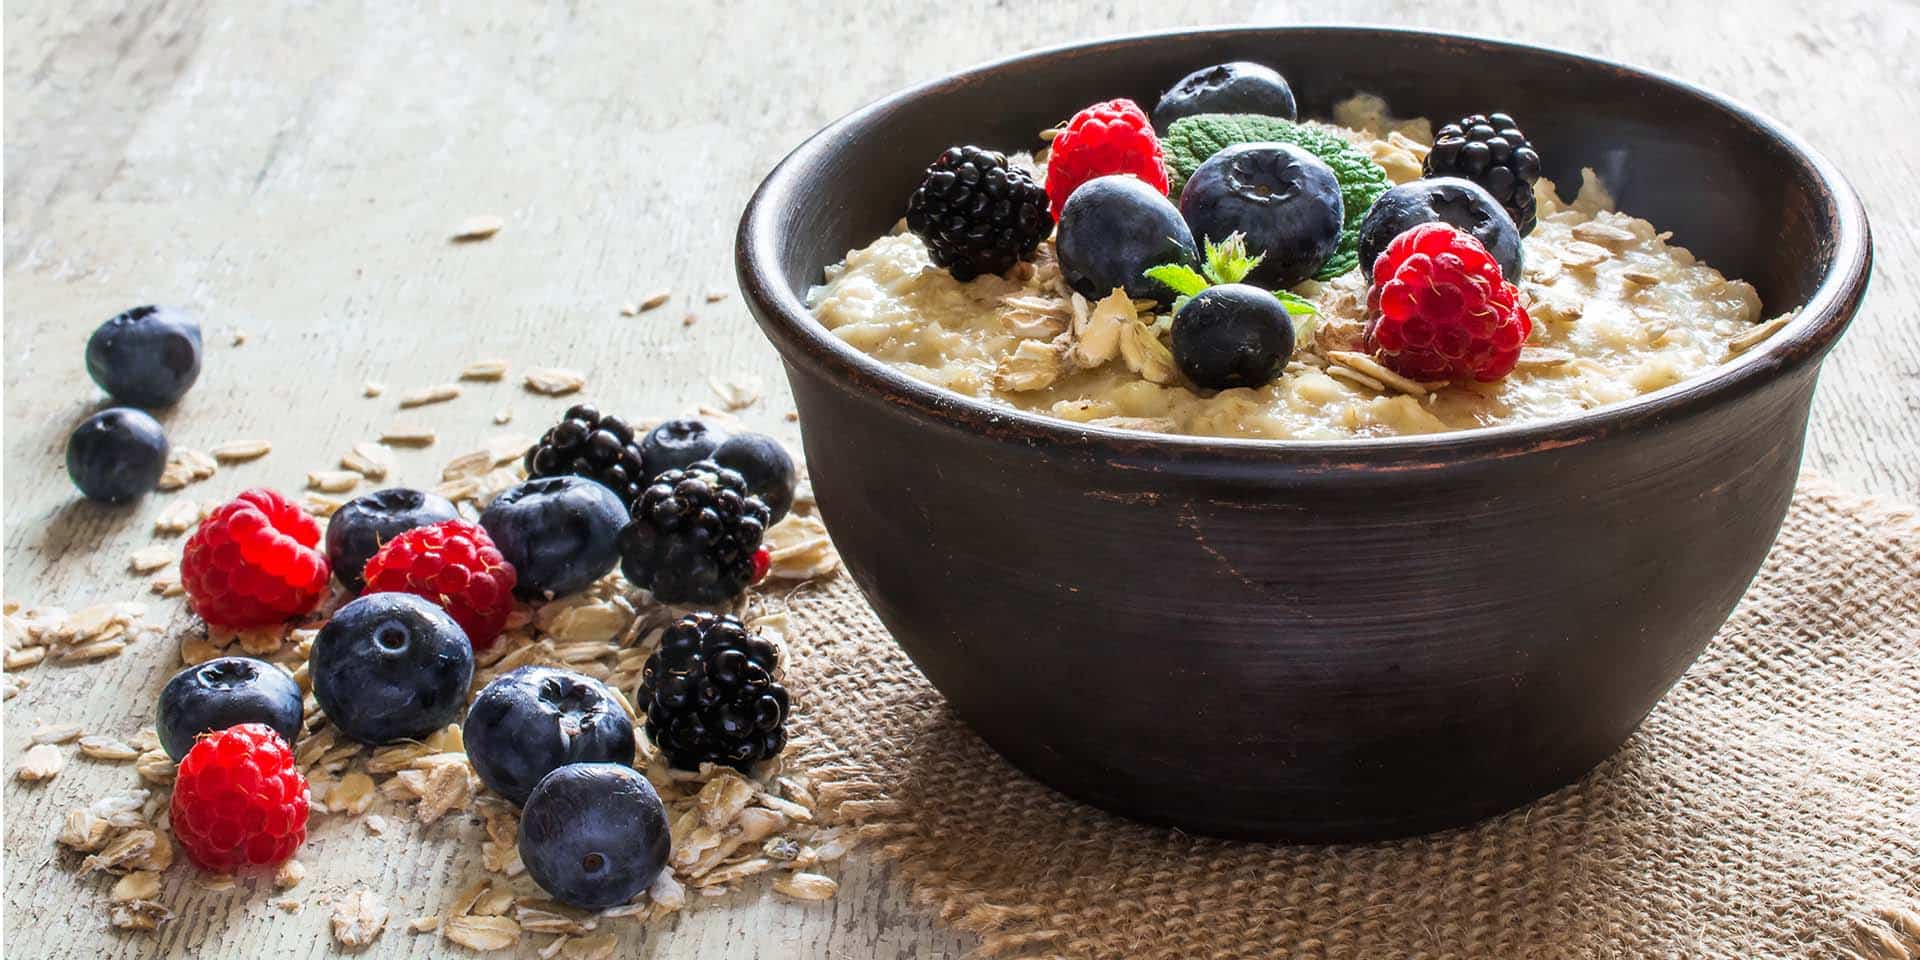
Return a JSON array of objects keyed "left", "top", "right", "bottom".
[
  {"left": 640, "top": 418, "right": 727, "bottom": 481},
  {"left": 155, "top": 656, "right": 304, "bottom": 761},
  {"left": 85, "top": 305, "right": 203, "bottom": 408},
  {"left": 465, "top": 666, "right": 635, "bottom": 806},
  {"left": 1056, "top": 175, "right": 1200, "bottom": 301},
  {"left": 519, "top": 762, "right": 670, "bottom": 910},
  {"left": 65, "top": 407, "right": 168, "bottom": 503},
  {"left": 480, "top": 477, "right": 628, "bottom": 599},
  {"left": 1179, "top": 143, "right": 1343, "bottom": 288},
  {"left": 711, "top": 432, "right": 797, "bottom": 523},
  {"left": 1356, "top": 177, "right": 1524, "bottom": 282},
  {"left": 311, "top": 593, "right": 474, "bottom": 745},
  {"left": 325, "top": 488, "right": 460, "bottom": 592},
  {"left": 1153, "top": 61, "right": 1297, "bottom": 130},
  {"left": 1170, "top": 284, "right": 1297, "bottom": 390}
]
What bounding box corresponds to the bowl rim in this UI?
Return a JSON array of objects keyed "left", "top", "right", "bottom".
[{"left": 737, "top": 25, "right": 1872, "bottom": 469}]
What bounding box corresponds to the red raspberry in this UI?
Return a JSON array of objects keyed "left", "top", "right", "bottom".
[
  {"left": 361, "top": 519, "right": 516, "bottom": 648},
  {"left": 1364, "top": 223, "right": 1533, "bottom": 382},
  {"left": 181, "top": 488, "right": 331, "bottom": 628},
  {"left": 1044, "top": 98, "right": 1169, "bottom": 219},
  {"left": 751, "top": 546, "right": 771, "bottom": 584},
  {"left": 170, "top": 723, "right": 309, "bottom": 872}
]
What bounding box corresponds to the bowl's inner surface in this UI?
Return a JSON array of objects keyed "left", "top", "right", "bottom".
[{"left": 773, "top": 30, "right": 1839, "bottom": 330}]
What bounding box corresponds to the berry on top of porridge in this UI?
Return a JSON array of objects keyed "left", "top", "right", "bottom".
[{"left": 808, "top": 63, "right": 1791, "bottom": 440}]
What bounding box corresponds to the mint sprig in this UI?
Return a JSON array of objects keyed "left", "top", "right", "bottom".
[{"left": 1142, "top": 233, "right": 1321, "bottom": 318}]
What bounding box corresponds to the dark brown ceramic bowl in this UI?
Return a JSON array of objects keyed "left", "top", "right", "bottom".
[{"left": 737, "top": 27, "right": 1871, "bottom": 840}]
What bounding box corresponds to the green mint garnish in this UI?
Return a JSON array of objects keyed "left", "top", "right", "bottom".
[
  {"left": 1162, "top": 113, "right": 1393, "bottom": 280},
  {"left": 1141, "top": 233, "right": 1321, "bottom": 319}
]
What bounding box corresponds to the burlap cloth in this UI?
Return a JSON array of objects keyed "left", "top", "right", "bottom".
[{"left": 775, "top": 478, "right": 1920, "bottom": 959}]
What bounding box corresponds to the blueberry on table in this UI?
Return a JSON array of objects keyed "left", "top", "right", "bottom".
[
  {"left": 65, "top": 407, "right": 168, "bottom": 503},
  {"left": 1171, "top": 283, "right": 1298, "bottom": 391},
  {"left": 1153, "top": 61, "right": 1297, "bottom": 130},
  {"left": 156, "top": 656, "right": 305, "bottom": 761},
  {"left": 85, "top": 305, "right": 203, "bottom": 408},
  {"left": 519, "top": 762, "right": 670, "bottom": 910},
  {"left": 310, "top": 593, "right": 474, "bottom": 745},
  {"left": 1056, "top": 175, "right": 1200, "bottom": 301},
  {"left": 1180, "top": 142, "right": 1344, "bottom": 289},
  {"left": 465, "top": 666, "right": 635, "bottom": 806},
  {"left": 324, "top": 487, "right": 460, "bottom": 592},
  {"left": 1356, "top": 177, "right": 1525, "bottom": 282},
  {"left": 639, "top": 418, "right": 727, "bottom": 482},
  {"left": 711, "top": 432, "right": 797, "bottom": 523},
  {"left": 480, "top": 476, "right": 628, "bottom": 599}
]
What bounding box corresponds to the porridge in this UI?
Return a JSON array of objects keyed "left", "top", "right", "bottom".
[{"left": 807, "top": 79, "right": 1789, "bottom": 440}]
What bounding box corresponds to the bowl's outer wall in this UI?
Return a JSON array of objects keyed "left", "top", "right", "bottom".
[
  {"left": 746, "top": 29, "right": 1859, "bottom": 839},
  {"left": 788, "top": 356, "right": 1811, "bottom": 838}
]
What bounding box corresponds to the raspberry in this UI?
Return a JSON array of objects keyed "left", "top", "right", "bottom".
[
  {"left": 1365, "top": 223, "right": 1533, "bottom": 382},
  {"left": 181, "top": 488, "right": 331, "bottom": 628},
  {"left": 361, "top": 519, "right": 517, "bottom": 648},
  {"left": 169, "top": 723, "right": 309, "bottom": 872},
  {"left": 1044, "top": 98, "right": 1169, "bottom": 219}
]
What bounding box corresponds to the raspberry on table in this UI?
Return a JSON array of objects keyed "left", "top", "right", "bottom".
[
  {"left": 180, "top": 488, "right": 331, "bottom": 628},
  {"left": 360, "top": 519, "right": 517, "bottom": 648},
  {"left": 169, "top": 722, "right": 310, "bottom": 872},
  {"left": 1044, "top": 98, "right": 1169, "bottom": 219},
  {"left": 1364, "top": 222, "right": 1533, "bottom": 383}
]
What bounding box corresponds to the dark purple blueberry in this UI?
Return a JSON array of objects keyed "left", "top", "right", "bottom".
[
  {"left": 519, "top": 763, "right": 669, "bottom": 909},
  {"left": 1056, "top": 175, "right": 1200, "bottom": 301},
  {"left": 711, "top": 432, "right": 797, "bottom": 523},
  {"left": 465, "top": 666, "right": 635, "bottom": 806},
  {"left": 1356, "top": 178, "right": 1524, "bottom": 282},
  {"left": 65, "top": 407, "right": 168, "bottom": 504},
  {"left": 1153, "top": 61, "right": 1297, "bottom": 130},
  {"left": 1171, "top": 283, "right": 1296, "bottom": 390},
  {"left": 85, "top": 305, "right": 203, "bottom": 408},
  {"left": 480, "top": 476, "right": 627, "bottom": 599},
  {"left": 325, "top": 488, "right": 460, "bottom": 592},
  {"left": 1180, "top": 143, "right": 1344, "bottom": 288},
  {"left": 156, "top": 656, "right": 303, "bottom": 760},
  {"left": 639, "top": 418, "right": 727, "bottom": 481},
  {"left": 311, "top": 593, "right": 473, "bottom": 745}
]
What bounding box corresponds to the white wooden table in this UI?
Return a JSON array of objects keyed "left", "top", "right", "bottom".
[{"left": 5, "top": 2, "right": 1915, "bottom": 957}]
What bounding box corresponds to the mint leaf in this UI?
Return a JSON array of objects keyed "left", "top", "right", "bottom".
[
  {"left": 1272, "top": 289, "right": 1319, "bottom": 317},
  {"left": 1142, "top": 263, "right": 1209, "bottom": 298},
  {"left": 1200, "top": 233, "right": 1264, "bottom": 285},
  {"left": 1162, "top": 113, "right": 1393, "bottom": 280}
]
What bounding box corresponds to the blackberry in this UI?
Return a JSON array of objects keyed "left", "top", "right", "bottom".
[
  {"left": 523, "top": 403, "right": 649, "bottom": 506},
  {"left": 905, "top": 146, "right": 1053, "bottom": 282},
  {"left": 617, "top": 461, "right": 771, "bottom": 605},
  {"left": 1423, "top": 113, "right": 1541, "bottom": 235},
  {"left": 638, "top": 612, "right": 791, "bottom": 770}
]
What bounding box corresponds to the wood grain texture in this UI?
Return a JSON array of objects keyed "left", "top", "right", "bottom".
[{"left": 4, "top": 2, "right": 1914, "bottom": 958}]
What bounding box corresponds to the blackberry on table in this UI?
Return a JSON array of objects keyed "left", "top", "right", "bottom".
[
  {"left": 638, "top": 612, "right": 791, "bottom": 771},
  {"left": 617, "top": 461, "right": 771, "bottom": 605},
  {"left": 906, "top": 145, "right": 1053, "bottom": 281},
  {"left": 523, "top": 403, "right": 649, "bottom": 506},
  {"left": 1423, "top": 112, "right": 1541, "bottom": 235}
]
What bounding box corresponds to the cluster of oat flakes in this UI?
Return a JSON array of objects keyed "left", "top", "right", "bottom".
[{"left": 10, "top": 363, "right": 847, "bottom": 953}]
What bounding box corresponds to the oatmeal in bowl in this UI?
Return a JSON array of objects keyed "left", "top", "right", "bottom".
[
  {"left": 809, "top": 90, "right": 1794, "bottom": 440},
  {"left": 738, "top": 27, "right": 1869, "bottom": 840}
]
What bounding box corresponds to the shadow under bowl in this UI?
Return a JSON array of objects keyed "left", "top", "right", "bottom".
[{"left": 737, "top": 26, "right": 1872, "bottom": 840}]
